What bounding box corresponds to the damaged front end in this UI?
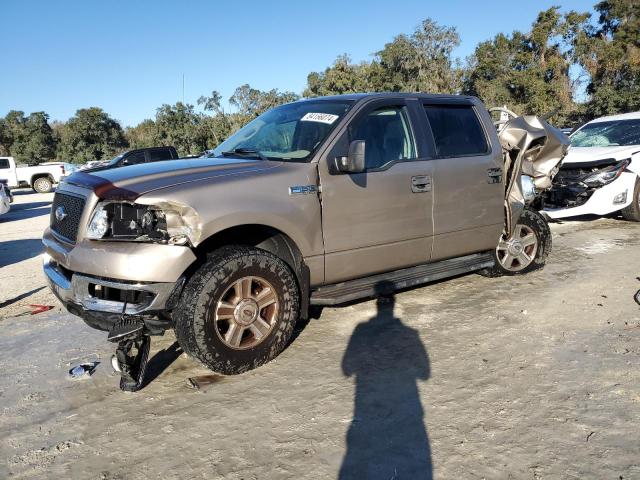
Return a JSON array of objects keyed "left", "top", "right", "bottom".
[
  {"left": 543, "top": 158, "right": 631, "bottom": 210},
  {"left": 493, "top": 109, "right": 569, "bottom": 235}
]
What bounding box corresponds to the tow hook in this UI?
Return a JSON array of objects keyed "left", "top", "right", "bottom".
[{"left": 108, "top": 300, "right": 151, "bottom": 392}]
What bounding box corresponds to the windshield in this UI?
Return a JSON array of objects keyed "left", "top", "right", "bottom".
[
  {"left": 571, "top": 119, "right": 640, "bottom": 147},
  {"left": 212, "top": 100, "right": 353, "bottom": 161}
]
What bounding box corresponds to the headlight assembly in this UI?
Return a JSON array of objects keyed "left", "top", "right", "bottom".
[
  {"left": 582, "top": 158, "right": 630, "bottom": 187},
  {"left": 86, "top": 201, "right": 198, "bottom": 245},
  {"left": 520, "top": 175, "right": 537, "bottom": 204}
]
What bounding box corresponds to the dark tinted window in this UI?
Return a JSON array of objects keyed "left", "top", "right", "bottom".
[
  {"left": 0, "top": 159, "right": 9, "bottom": 169},
  {"left": 424, "top": 105, "right": 488, "bottom": 157},
  {"left": 149, "top": 148, "right": 173, "bottom": 162},
  {"left": 123, "top": 151, "right": 146, "bottom": 165},
  {"left": 350, "top": 106, "right": 416, "bottom": 170}
]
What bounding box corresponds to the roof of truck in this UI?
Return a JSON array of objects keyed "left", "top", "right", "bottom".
[{"left": 298, "top": 92, "right": 479, "bottom": 103}]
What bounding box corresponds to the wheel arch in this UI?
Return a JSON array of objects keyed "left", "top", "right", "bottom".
[
  {"left": 191, "top": 224, "right": 311, "bottom": 319},
  {"left": 30, "top": 173, "right": 54, "bottom": 186}
]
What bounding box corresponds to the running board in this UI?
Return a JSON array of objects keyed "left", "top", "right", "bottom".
[{"left": 310, "top": 251, "right": 494, "bottom": 306}]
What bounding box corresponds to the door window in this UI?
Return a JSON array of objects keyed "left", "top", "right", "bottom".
[
  {"left": 123, "top": 151, "right": 146, "bottom": 165},
  {"left": 0, "top": 159, "right": 9, "bottom": 169},
  {"left": 424, "top": 105, "right": 489, "bottom": 157},
  {"left": 350, "top": 106, "right": 416, "bottom": 170}
]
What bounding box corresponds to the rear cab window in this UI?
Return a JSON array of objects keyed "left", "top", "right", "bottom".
[
  {"left": 149, "top": 148, "right": 173, "bottom": 162},
  {"left": 0, "top": 159, "right": 10, "bottom": 169},
  {"left": 424, "top": 104, "right": 489, "bottom": 158}
]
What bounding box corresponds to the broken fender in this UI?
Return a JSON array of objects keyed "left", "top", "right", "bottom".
[{"left": 497, "top": 114, "right": 569, "bottom": 236}]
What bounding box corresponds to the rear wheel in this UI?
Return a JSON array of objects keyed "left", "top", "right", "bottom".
[
  {"left": 621, "top": 178, "right": 640, "bottom": 222},
  {"left": 480, "top": 208, "right": 551, "bottom": 277},
  {"left": 174, "top": 246, "right": 300, "bottom": 375},
  {"left": 33, "top": 176, "right": 53, "bottom": 193}
]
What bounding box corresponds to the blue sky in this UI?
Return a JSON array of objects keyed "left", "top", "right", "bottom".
[{"left": 1, "top": 0, "right": 594, "bottom": 127}]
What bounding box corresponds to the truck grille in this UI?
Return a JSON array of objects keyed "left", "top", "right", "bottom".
[{"left": 51, "top": 192, "right": 86, "bottom": 242}]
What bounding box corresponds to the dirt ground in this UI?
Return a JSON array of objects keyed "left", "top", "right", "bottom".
[{"left": 1, "top": 190, "right": 639, "bottom": 479}]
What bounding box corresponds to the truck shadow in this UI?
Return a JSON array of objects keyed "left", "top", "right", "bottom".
[
  {"left": 142, "top": 341, "right": 184, "bottom": 388},
  {"left": 0, "top": 239, "right": 44, "bottom": 267},
  {"left": 339, "top": 281, "right": 432, "bottom": 479},
  {"left": 0, "top": 203, "right": 51, "bottom": 221}
]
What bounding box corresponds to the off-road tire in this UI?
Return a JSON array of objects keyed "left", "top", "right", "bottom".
[
  {"left": 174, "top": 246, "right": 300, "bottom": 375},
  {"left": 480, "top": 208, "right": 552, "bottom": 277},
  {"left": 33, "top": 176, "right": 53, "bottom": 193},
  {"left": 621, "top": 178, "right": 640, "bottom": 222}
]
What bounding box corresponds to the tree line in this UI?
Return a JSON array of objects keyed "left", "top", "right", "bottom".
[{"left": 0, "top": 0, "right": 637, "bottom": 165}]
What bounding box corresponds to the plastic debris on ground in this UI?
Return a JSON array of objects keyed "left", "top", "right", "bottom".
[{"left": 67, "top": 362, "right": 100, "bottom": 380}]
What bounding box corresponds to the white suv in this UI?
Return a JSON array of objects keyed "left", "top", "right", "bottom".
[{"left": 544, "top": 111, "right": 640, "bottom": 221}]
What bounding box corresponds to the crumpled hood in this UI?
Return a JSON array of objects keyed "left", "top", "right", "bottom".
[
  {"left": 562, "top": 145, "right": 640, "bottom": 164},
  {"left": 63, "top": 157, "right": 278, "bottom": 200}
]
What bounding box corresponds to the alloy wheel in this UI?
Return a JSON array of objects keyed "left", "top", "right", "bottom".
[
  {"left": 213, "top": 276, "right": 279, "bottom": 350},
  {"left": 496, "top": 224, "right": 538, "bottom": 272}
]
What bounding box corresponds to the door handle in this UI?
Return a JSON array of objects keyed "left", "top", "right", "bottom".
[{"left": 411, "top": 175, "right": 432, "bottom": 193}]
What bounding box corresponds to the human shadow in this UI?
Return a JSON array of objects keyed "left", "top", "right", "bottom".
[{"left": 339, "top": 281, "right": 432, "bottom": 480}]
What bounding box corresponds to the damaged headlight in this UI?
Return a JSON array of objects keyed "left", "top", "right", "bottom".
[
  {"left": 86, "top": 201, "right": 199, "bottom": 245},
  {"left": 521, "top": 175, "right": 537, "bottom": 204},
  {"left": 582, "top": 159, "right": 630, "bottom": 187}
]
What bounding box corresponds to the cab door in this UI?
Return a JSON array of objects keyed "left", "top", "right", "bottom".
[
  {"left": 421, "top": 100, "right": 504, "bottom": 261},
  {"left": 318, "top": 98, "right": 434, "bottom": 284}
]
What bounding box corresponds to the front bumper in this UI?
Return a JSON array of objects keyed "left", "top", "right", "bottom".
[
  {"left": 544, "top": 171, "right": 637, "bottom": 219},
  {"left": 43, "top": 253, "right": 183, "bottom": 332}
]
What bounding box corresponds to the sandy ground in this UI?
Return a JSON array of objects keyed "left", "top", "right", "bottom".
[{"left": 0, "top": 192, "right": 639, "bottom": 479}]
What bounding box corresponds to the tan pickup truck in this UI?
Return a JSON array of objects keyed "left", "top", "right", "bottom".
[{"left": 43, "top": 93, "right": 568, "bottom": 390}]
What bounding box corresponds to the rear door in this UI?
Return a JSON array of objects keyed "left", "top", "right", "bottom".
[
  {"left": 421, "top": 100, "right": 504, "bottom": 261},
  {"left": 318, "top": 98, "right": 435, "bottom": 284}
]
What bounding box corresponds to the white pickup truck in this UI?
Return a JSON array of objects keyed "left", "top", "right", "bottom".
[{"left": 0, "top": 156, "right": 67, "bottom": 193}]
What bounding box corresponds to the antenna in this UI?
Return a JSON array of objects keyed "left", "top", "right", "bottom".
[{"left": 182, "top": 74, "right": 185, "bottom": 104}]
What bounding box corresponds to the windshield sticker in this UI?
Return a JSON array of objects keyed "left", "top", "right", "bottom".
[{"left": 301, "top": 112, "right": 339, "bottom": 124}]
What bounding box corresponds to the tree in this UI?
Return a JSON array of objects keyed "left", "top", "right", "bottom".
[
  {"left": 573, "top": 0, "right": 640, "bottom": 117},
  {"left": 463, "top": 7, "right": 590, "bottom": 125},
  {"left": 154, "top": 102, "right": 208, "bottom": 156},
  {"left": 58, "top": 107, "right": 128, "bottom": 163},
  {"left": 304, "top": 19, "right": 461, "bottom": 97},
  {"left": 0, "top": 110, "right": 57, "bottom": 163},
  {"left": 304, "top": 55, "right": 374, "bottom": 97},
  {"left": 125, "top": 119, "right": 158, "bottom": 149},
  {"left": 377, "top": 19, "right": 461, "bottom": 93}
]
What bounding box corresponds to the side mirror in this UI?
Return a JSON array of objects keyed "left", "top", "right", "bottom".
[{"left": 335, "top": 140, "right": 365, "bottom": 173}]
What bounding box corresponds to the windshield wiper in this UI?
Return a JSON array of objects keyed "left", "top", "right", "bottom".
[{"left": 220, "top": 147, "right": 268, "bottom": 161}]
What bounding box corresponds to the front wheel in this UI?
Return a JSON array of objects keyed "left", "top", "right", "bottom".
[
  {"left": 174, "top": 246, "right": 300, "bottom": 375},
  {"left": 621, "top": 178, "right": 640, "bottom": 222},
  {"left": 480, "top": 208, "right": 552, "bottom": 277},
  {"left": 33, "top": 176, "right": 53, "bottom": 193}
]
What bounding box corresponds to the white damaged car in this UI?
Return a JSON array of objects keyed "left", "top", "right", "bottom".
[
  {"left": 0, "top": 180, "right": 11, "bottom": 216},
  {"left": 544, "top": 111, "right": 640, "bottom": 221}
]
